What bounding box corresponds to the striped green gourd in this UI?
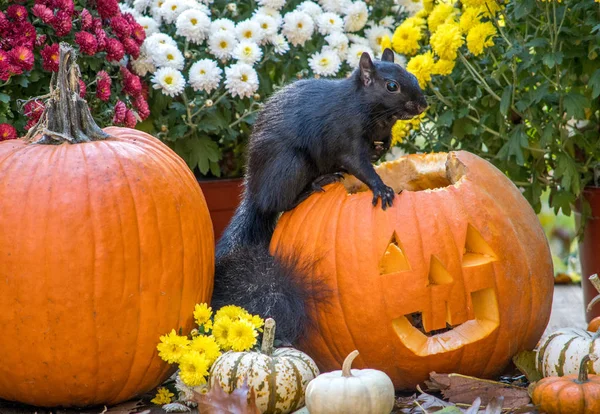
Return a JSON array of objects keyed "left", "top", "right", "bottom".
[
  {"left": 536, "top": 328, "right": 600, "bottom": 377},
  {"left": 209, "top": 318, "right": 319, "bottom": 414}
]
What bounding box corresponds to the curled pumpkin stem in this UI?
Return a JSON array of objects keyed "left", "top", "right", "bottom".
[
  {"left": 578, "top": 354, "right": 592, "bottom": 383},
  {"left": 342, "top": 350, "right": 359, "bottom": 377},
  {"left": 24, "top": 43, "right": 111, "bottom": 145}
]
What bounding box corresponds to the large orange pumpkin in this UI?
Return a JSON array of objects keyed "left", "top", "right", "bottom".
[
  {"left": 270, "top": 151, "right": 553, "bottom": 389},
  {"left": 0, "top": 46, "right": 214, "bottom": 406}
]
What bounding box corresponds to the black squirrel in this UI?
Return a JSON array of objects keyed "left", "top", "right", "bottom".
[{"left": 212, "top": 49, "right": 428, "bottom": 343}]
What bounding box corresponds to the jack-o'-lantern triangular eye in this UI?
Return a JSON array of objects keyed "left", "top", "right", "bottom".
[
  {"left": 462, "top": 224, "right": 497, "bottom": 267},
  {"left": 379, "top": 231, "right": 411, "bottom": 274},
  {"left": 428, "top": 256, "right": 453, "bottom": 286}
]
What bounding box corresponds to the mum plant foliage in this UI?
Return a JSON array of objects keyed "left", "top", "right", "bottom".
[
  {"left": 392, "top": 0, "right": 600, "bottom": 216},
  {"left": 122, "top": 0, "right": 411, "bottom": 177}
]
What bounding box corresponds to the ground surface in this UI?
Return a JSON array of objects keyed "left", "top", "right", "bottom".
[{"left": 0, "top": 285, "right": 587, "bottom": 414}]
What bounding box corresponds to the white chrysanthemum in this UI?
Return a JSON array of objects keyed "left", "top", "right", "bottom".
[
  {"left": 325, "top": 32, "right": 349, "bottom": 59},
  {"left": 269, "top": 34, "right": 290, "bottom": 55},
  {"left": 144, "top": 33, "right": 178, "bottom": 52},
  {"left": 346, "top": 43, "right": 374, "bottom": 67},
  {"left": 159, "top": 0, "right": 191, "bottom": 24},
  {"left": 176, "top": 9, "right": 210, "bottom": 43},
  {"left": 347, "top": 33, "right": 369, "bottom": 45},
  {"left": 395, "top": 0, "right": 423, "bottom": 16},
  {"left": 235, "top": 19, "right": 264, "bottom": 44},
  {"left": 316, "top": 12, "right": 343, "bottom": 35},
  {"left": 252, "top": 14, "right": 278, "bottom": 41},
  {"left": 187, "top": 1, "right": 211, "bottom": 15},
  {"left": 282, "top": 11, "right": 314, "bottom": 46},
  {"left": 211, "top": 18, "right": 236, "bottom": 33},
  {"left": 150, "top": 0, "right": 166, "bottom": 20},
  {"left": 365, "top": 25, "right": 392, "bottom": 52},
  {"left": 254, "top": 7, "right": 283, "bottom": 26},
  {"left": 137, "top": 16, "right": 160, "bottom": 36},
  {"left": 151, "top": 67, "right": 186, "bottom": 97},
  {"left": 378, "top": 16, "right": 395, "bottom": 29},
  {"left": 133, "top": 0, "right": 151, "bottom": 13},
  {"left": 189, "top": 59, "right": 222, "bottom": 92},
  {"left": 297, "top": 1, "right": 322, "bottom": 19},
  {"left": 257, "top": 0, "right": 286, "bottom": 10},
  {"left": 119, "top": 3, "right": 141, "bottom": 18},
  {"left": 131, "top": 54, "right": 156, "bottom": 76},
  {"left": 344, "top": 1, "right": 368, "bottom": 32},
  {"left": 318, "top": 0, "right": 343, "bottom": 13},
  {"left": 208, "top": 31, "right": 238, "bottom": 59},
  {"left": 232, "top": 40, "right": 263, "bottom": 65},
  {"left": 198, "top": 0, "right": 214, "bottom": 4},
  {"left": 309, "top": 49, "right": 341, "bottom": 76},
  {"left": 224, "top": 63, "right": 259, "bottom": 98},
  {"left": 150, "top": 44, "right": 185, "bottom": 69}
]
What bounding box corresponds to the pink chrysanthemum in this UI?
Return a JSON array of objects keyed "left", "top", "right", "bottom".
[
  {"left": 0, "top": 11, "right": 8, "bottom": 31},
  {"left": 36, "top": 34, "right": 47, "bottom": 47},
  {"left": 32, "top": 4, "right": 54, "bottom": 24},
  {"left": 23, "top": 100, "right": 45, "bottom": 130},
  {"left": 54, "top": 0, "right": 75, "bottom": 15},
  {"left": 130, "top": 22, "right": 146, "bottom": 46},
  {"left": 122, "top": 38, "right": 140, "bottom": 59},
  {"left": 133, "top": 95, "right": 150, "bottom": 120},
  {"left": 110, "top": 15, "right": 131, "bottom": 39},
  {"left": 78, "top": 79, "right": 87, "bottom": 97},
  {"left": 75, "top": 31, "right": 97, "bottom": 55},
  {"left": 80, "top": 9, "right": 93, "bottom": 30},
  {"left": 10, "top": 46, "right": 34, "bottom": 71},
  {"left": 52, "top": 10, "right": 72, "bottom": 37},
  {"left": 0, "top": 124, "right": 18, "bottom": 141},
  {"left": 96, "top": 71, "right": 112, "bottom": 101},
  {"left": 0, "top": 62, "right": 12, "bottom": 82},
  {"left": 124, "top": 109, "right": 137, "bottom": 128},
  {"left": 95, "top": 28, "right": 107, "bottom": 51},
  {"left": 113, "top": 100, "right": 127, "bottom": 124},
  {"left": 97, "top": 0, "right": 120, "bottom": 20},
  {"left": 7, "top": 5, "right": 28, "bottom": 21},
  {"left": 106, "top": 38, "right": 125, "bottom": 62},
  {"left": 40, "top": 43, "right": 59, "bottom": 72},
  {"left": 121, "top": 66, "right": 142, "bottom": 96}
]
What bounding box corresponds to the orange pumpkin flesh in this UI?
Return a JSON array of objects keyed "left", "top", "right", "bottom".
[
  {"left": 0, "top": 46, "right": 214, "bottom": 407},
  {"left": 532, "top": 355, "right": 600, "bottom": 414},
  {"left": 271, "top": 151, "right": 554, "bottom": 389}
]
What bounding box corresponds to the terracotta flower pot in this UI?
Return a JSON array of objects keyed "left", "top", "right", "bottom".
[
  {"left": 198, "top": 177, "right": 243, "bottom": 243},
  {"left": 577, "top": 186, "right": 600, "bottom": 322}
]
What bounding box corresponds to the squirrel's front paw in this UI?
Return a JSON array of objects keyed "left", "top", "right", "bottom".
[{"left": 371, "top": 184, "right": 395, "bottom": 210}]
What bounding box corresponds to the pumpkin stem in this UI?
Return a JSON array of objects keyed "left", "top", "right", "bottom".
[
  {"left": 24, "top": 43, "right": 111, "bottom": 145},
  {"left": 261, "top": 318, "right": 276, "bottom": 356},
  {"left": 578, "top": 354, "right": 592, "bottom": 383},
  {"left": 342, "top": 350, "right": 359, "bottom": 378}
]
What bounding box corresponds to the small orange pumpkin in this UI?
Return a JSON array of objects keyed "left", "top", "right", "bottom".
[
  {"left": 588, "top": 317, "right": 600, "bottom": 333},
  {"left": 0, "top": 45, "right": 214, "bottom": 406},
  {"left": 532, "top": 355, "right": 600, "bottom": 414}
]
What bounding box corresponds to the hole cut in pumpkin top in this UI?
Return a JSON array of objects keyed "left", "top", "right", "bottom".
[{"left": 344, "top": 152, "right": 467, "bottom": 194}]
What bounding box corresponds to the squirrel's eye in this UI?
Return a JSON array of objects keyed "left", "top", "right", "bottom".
[{"left": 386, "top": 81, "right": 399, "bottom": 92}]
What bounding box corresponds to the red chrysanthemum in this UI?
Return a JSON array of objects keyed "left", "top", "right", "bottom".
[
  {"left": 130, "top": 22, "right": 146, "bottom": 46},
  {"left": 9, "top": 22, "right": 37, "bottom": 50},
  {"left": 54, "top": 0, "right": 75, "bottom": 15},
  {"left": 40, "top": 43, "right": 59, "bottom": 72},
  {"left": 110, "top": 15, "right": 131, "bottom": 40},
  {"left": 7, "top": 5, "right": 28, "bottom": 22},
  {"left": 96, "top": 70, "right": 112, "bottom": 101},
  {"left": 97, "top": 0, "right": 120, "bottom": 20},
  {"left": 10, "top": 46, "right": 34, "bottom": 71},
  {"left": 133, "top": 95, "right": 150, "bottom": 120},
  {"left": 36, "top": 34, "right": 47, "bottom": 47},
  {"left": 95, "top": 28, "right": 107, "bottom": 51},
  {"left": 105, "top": 38, "right": 125, "bottom": 62},
  {"left": 23, "top": 99, "right": 45, "bottom": 123},
  {"left": 80, "top": 9, "right": 93, "bottom": 30},
  {"left": 0, "top": 50, "right": 8, "bottom": 65},
  {"left": 113, "top": 100, "right": 127, "bottom": 124},
  {"left": 0, "top": 11, "right": 8, "bottom": 32},
  {"left": 52, "top": 10, "right": 72, "bottom": 37},
  {"left": 0, "top": 124, "right": 18, "bottom": 141},
  {"left": 32, "top": 4, "right": 54, "bottom": 23},
  {"left": 124, "top": 109, "right": 137, "bottom": 128},
  {"left": 122, "top": 13, "right": 137, "bottom": 26},
  {"left": 78, "top": 79, "right": 87, "bottom": 97},
  {"left": 0, "top": 62, "right": 11, "bottom": 82},
  {"left": 75, "top": 31, "right": 97, "bottom": 55},
  {"left": 122, "top": 38, "right": 140, "bottom": 59},
  {"left": 121, "top": 66, "right": 142, "bottom": 96}
]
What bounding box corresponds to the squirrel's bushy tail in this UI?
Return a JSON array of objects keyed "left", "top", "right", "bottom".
[{"left": 213, "top": 197, "right": 329, "bottom": 344}]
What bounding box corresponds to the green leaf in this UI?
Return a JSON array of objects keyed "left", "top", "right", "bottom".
[
  {"left": 540, "top": 125, "right": 555, "bottom": 147},
  {"left": 542, "top": 52, "right": 563, "bottom": 68},
  {"left": 187, "top": 136, "right": 221, "bottom": 175},
  {"left": 497, "top": 125, "right": 528, "bottom": 165},
  {"left": 437, "top": 110, "right": 455, "bottom": 127},
  {"left": 0, "top": 93, "right": 10, "bottom": 104},
  {"left": 514, "top": 0, "right": 536, "bottom": 19},
  {"left": 169, "top": 102, "right": 187, "bottom": 115},
  {"left": 500, "top": 86, "right": 512, "bottom": 117},
  {"left": 171, "top": 124, "right": 189, "bottom": 139},
  {"left": 563, "top": 92, "right": 589, "bottom": 119},
  {"left": 555, "top": 153, "right": 580, "bottom": 194},
  {"left": 590, "top": 69, "right": 600, "bottom": 99},
  {"left": 512, "top": 350, "right": 543, "bottom": 383},
  {"left": 15, "top": 76, "right": 29, "bottom": 88},
  {"left": 436, "top": 407, "right": 462, "bottom": 414}
]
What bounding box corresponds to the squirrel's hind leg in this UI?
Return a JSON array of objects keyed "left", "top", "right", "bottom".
[{"left": 287, "top": 172, "right": 345, "bottom": 210}]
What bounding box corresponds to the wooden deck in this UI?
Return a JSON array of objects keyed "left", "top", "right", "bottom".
[{"left": 546, "top": 283, "right": 587, "bottom": 333}]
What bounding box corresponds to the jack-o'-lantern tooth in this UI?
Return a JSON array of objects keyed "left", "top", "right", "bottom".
[
  {"left": 428, "top": 256, "right": 453, "bottom": 286},
  {"left": 379, "top": 231, "right": 411, "bottom": 275},
  {"left": 462, "top": 224, "right": 497, "bottom": 267}
]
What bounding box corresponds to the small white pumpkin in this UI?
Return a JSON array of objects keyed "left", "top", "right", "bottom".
[
  {"left": 209, "top": 318, "right": 319, "bottom": 414},
  {"left": 536, "top": 328, "right": 600, "bottom": 377},
  {"left": 305, "top": 350, "right": 395, "bottom": 414}
]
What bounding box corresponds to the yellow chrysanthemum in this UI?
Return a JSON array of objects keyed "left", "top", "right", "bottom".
[
  {"left": 227, "top": 319, "right": 258, "bottom": 352},
  {"left": 214, "top": 305, "right": 249, "bottom": 322},
  {"left": 392, "top": 23, "right": 422, "bottom": 56},
  {"left": 391, "top": 121, "right": 410, "bottom": 145},
  {"left": 404, "top": 16, "right": 426, "bottom": 29},
  {"left": 203, "top": 319, "right": 213, "bottom": 332},
  {"left": 462, "top": 0, "right": 502, "bottom": 12},
  {"left": 466, "top": 22, "right": 496, "bottom": 56},
  {"left": 240, "top": 313, "right": 265, "bottom": 332},
  {"left": 212, "top": 316, "right": 233, "bottom": 350},
  {"left": 157, "top": 329, "right": 191, "bottom": 364},
  {"left": 459, "top": 7, "right": 482, "bottom": 34},
  {"left": 406, "top": 51, "right": 435, "bottom": 88},
  {"left": 380, "top": 35, "right": 392, "bottom": 52},
  {"left": 427, "top": 3, "right": 457, "bottom": 34},
  {"left": 151, "top": 387, "right": 174, "bottom": 405},
  {"left": 433, "top": 59, "right": 456, "bottom": 75},
  {"left": 430, "top": 22, "right": 463, "bottom": 61},
  {"left": 422, "top": 0, "right": 434, "bottom": 13},
  {"left": 193, "top": 303, "right": 212, "bottom": 327},
  {"left": 179, "top": 351, "right": 210, "bottom": 387},
  {"left": 190, "top": 335, "right": 222, "bottom": 364}
]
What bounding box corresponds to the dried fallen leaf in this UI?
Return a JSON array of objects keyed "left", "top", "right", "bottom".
[
  {"left": 192, "top": 379, "right": 260, "bottom": 414},
  {"left": 427, "top": 373, "right": 530, "bottom": 410},
  {"left": 513, "top": 350, "right": 543, "bottom": 383},
  {"left": 106, "top": 399, "right": 148, "bottom": 414}
]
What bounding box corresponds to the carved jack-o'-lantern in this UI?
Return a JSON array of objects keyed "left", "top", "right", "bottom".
[{"left": 270, "top": 151, "right": 554, "bottom": 389}]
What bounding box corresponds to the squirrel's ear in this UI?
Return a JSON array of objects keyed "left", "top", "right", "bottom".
[
  {"left": 359, "top": 52, "right": 374, "bottom": 86},
  {"left": 381, "top": 48, "right": 394, "bottom": 63}
]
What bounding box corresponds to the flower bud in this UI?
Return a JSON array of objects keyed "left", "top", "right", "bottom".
[{"left": 205, "top": 99, "right": 213, "bottom": 107}]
